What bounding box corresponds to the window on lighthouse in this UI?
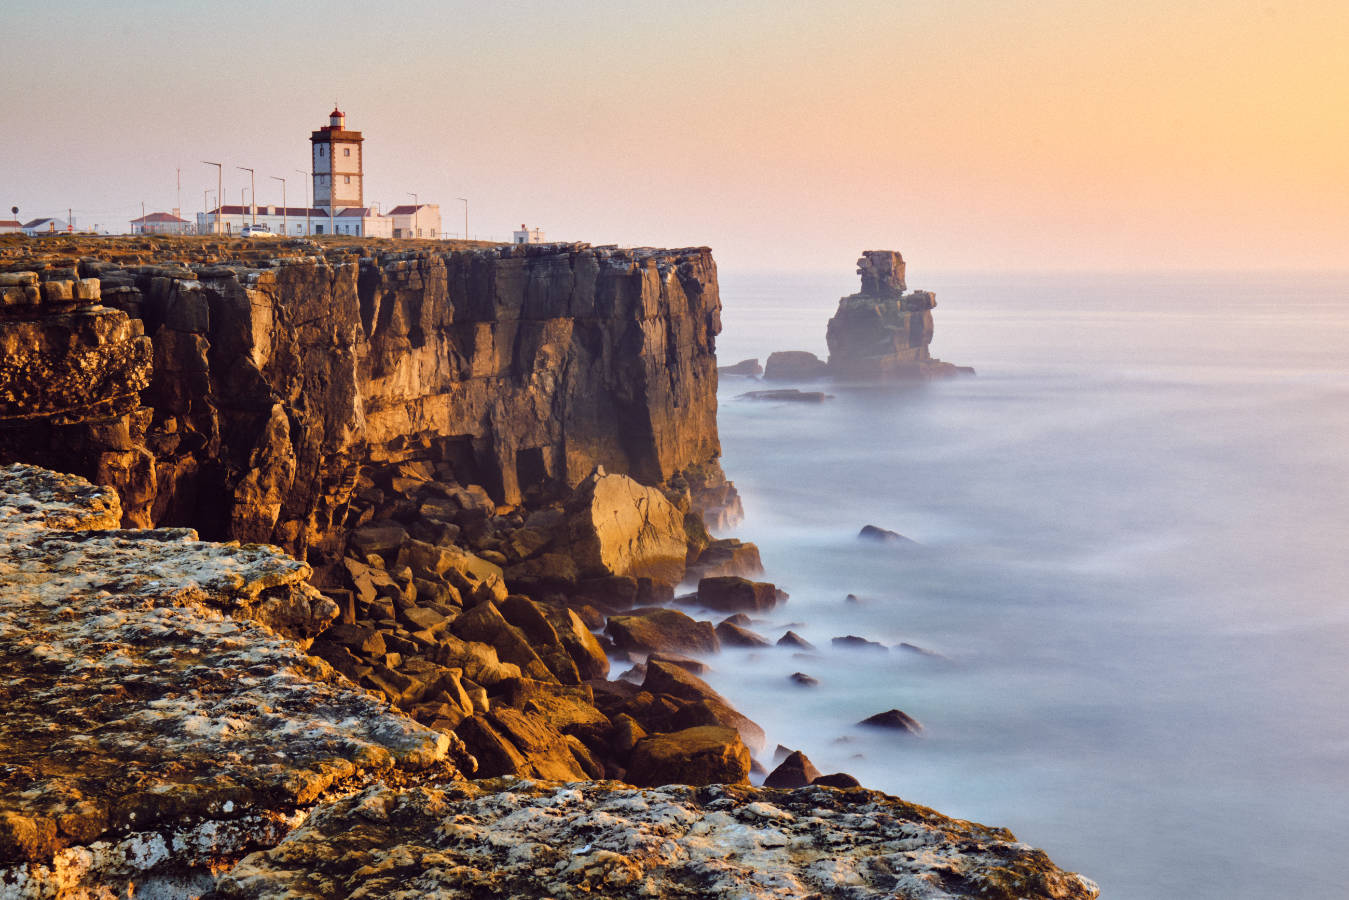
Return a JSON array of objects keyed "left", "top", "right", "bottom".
[{"left": 319, "top": 146, "right": 325, "bottom": 156}]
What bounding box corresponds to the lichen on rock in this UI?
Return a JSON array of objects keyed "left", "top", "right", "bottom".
[{"left": 212, "top": 779, "right": 1100, "bottom": 899}]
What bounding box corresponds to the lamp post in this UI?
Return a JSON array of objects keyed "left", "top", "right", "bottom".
[
  {"left": 203, "top": 190, "right": 215, "bottom": 235},
  {"left": 236, "top": 166, "right": 255, "bottom": 225},
  {"left": 296, "top": 169, "right": 310, "bottom": 235},
  {"left": 407, "top": 192, "right": 417, "bottom": 239},
  {"left": 271, "top": 176, "right": 287, "bottom": 235},
  {"left": 202, "top": 161, "right": 222, "bottom": 234},
  {"left": 457, "top": 197, "right": 467, "bottom": 241}
]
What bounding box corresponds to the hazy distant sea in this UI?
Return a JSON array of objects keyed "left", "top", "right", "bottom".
[{"left": 698, "top": 268, "right": 1349, "bottom": 899}]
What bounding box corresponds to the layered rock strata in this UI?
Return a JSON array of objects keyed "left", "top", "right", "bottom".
[
  {"left": 211, "top": 779, "right": 1099, "bottom": 899},
  {"left": 0, "top": 465, "right": 463, "bottom": 897}
]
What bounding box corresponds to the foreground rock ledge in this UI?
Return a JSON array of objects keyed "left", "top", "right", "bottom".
[
  {"left": 0, "top": 465, "right": 463, "bottom": 897},
  {"left": 212, "top": 779, "right": 1099, "bottom": 900}
]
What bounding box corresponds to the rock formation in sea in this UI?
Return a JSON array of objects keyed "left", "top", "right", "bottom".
[
  {"left": 826, "top": 250, "right": 974, "bottom": 378},
  {"left": 761, "top": 250, "right": 973, "bottom": 382},
  {"left": 0, "top": 235, "right": 1092, "bottom": 899}
]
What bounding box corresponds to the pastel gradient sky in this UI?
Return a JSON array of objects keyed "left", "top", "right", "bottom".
[{"left": 2, "top": 0, "right": 1345, "bottom": 271}]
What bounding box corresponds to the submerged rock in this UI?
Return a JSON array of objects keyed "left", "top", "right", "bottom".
[
  {"left": 859, "top": 708, "right": 925, "bottom": 735},
  {"left": 858, "top": 523, "right": 918, "bottom": 544},
  {"left": 212, "top": 780, "right": 1100, "bottom": 899}
]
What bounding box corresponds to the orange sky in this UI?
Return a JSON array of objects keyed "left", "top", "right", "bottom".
[{"left": 2, "top": 0, "right": 1345, "bottom": 271}]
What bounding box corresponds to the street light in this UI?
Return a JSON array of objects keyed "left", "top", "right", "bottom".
[
  {"left": 202, "top": 161, "right": 222, "bottom": 234},
  {"left": 296, "top": 169, "right": 311, "bottom": 235},
  {"left": 236, "top": 166, "right": 255, "bottom": 225},
  {"left": 407, "top": 192, "right": 417, "bottom": 239},
  {"left": 271, "top": 176, "right": 287, "bottom": 235},
  {"left": 457, "top": 197, "right": 467, "bottom": 241}
]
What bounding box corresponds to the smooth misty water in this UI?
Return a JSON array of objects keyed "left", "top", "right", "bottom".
[{"left": 696, "top": 269, "right": 1349, "bottom": 899}]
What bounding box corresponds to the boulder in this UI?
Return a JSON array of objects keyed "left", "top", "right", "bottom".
[
  {"left": 646, "top": 652, "right": 709, "bottom": 676},
  {"left": 858, "top": 524, "right": 917, "bottom": 545},
  {"left": 715, "top": 621, "right": 772, "bottom": 648},
  {"left": 348, "top": 521, "right": 409, "bottom": 559},
  {"left": 777, "top": 630, "right": 815, "bottom": 650},
  {"left": 763, "top": 350, "right": 829, "bottom": 381},
  {"left": 564, "top": 470, "right": 688, "bottom": 586},
  {"left": 858, "top": 708, "right": 924, "bottom": 735},
  {"left": 789, "top": 672, "right": 819, "bottom": 687},
  {"left": 687, "top": 538, "right": 764, "bottom": 579},
  {"left": 813, "top": 772, "right": 863, "bottom": 789},
  {"left": 626, "top": 726, "right": 750, "bottom": 787},
  {"left": 606, "top": 608, "right": 720, "bottom": 656},
  {"left": 449, "top": 601, "right": 556, "bottom": 682},
  {"left": 641, "top": 659, "right": 764, "bottom": 753},
  {"left": 833, "top": 635, "right": 888, "bottom": 652},
  {"left": 763, "top": 750, "right": 822, "bottom": 788},
  {"left": 695, "top": 576, "right": 782, "bottom": 613},
  {"left": 540, "top": 604, "right": 610, "bottom": 680}
]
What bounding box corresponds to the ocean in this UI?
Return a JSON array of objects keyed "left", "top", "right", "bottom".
[{"left": 698, "top": 268, "right": 1349, "bottom": 899}]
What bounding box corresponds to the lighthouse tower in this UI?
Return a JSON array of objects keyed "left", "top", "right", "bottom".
[{"left": 311, "top": 106, "right": 364, "bottom": 210}]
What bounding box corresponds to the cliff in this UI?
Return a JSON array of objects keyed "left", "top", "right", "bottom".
[{"left": 0, "top": 236, "right": 725, "bottom": 568}]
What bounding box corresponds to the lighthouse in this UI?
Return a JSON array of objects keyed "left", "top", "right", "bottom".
[{"left": 311, "top": 106, "right": 364, "bottom": 210}]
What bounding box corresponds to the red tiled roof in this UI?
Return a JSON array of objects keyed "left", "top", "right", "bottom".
[
  {"left": 386, "top": 205, "right": 429, "bottom": 216},
  {"left": 337, "top": 208, "right": 371, "bottom": 217},
  {"left": 0, "top": 220, "right": 20, "bottom": 228},
  {"left": 131, "top": 212, "right": 189, "bottom": 224},
  {"left": 206, "top": 206, "right": 327, "bottom": 217}
]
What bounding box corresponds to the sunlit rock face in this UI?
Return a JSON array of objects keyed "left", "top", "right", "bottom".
[
  {"left": 825, "top": 250, "right": 972, "bottom": 379},
  {"left": 213, "top": 779, "right": 1101, "bottom": 900},
  {"left": 0, "top": 240, "right": 727, "bottom": 565},
  {"left": 0, "top": 464, "right": 464, "bottom": 897}
]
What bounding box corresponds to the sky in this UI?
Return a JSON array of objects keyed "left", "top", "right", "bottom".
[{"left": 2, "top": 0, "right": 1346, "bottom": 272}]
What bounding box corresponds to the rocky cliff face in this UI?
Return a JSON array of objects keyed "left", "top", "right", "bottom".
[{"left": 0, "top": 237, "right": 725, "bottom": 568}]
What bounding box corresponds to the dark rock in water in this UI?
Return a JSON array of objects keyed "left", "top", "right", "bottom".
[
  {"left": 763, "top": 750, "right": 823, "bottom": 788},
  {"left": 858, "top": 524, "right": 917, "bottom": 545},
  {"left": 777, "top": 630, "right": 815, "bottom": 650},
  {"left": 833, "top": 635, "right": 888, "bottom": 652},
  {"left": 812, "top": 772, "right": 863, "bottom": 789},
  {"left": 772, "top": 744, "right": 793, "bottom": 766},
  {"left": 897, "top": 641, "right": 944, "bottom": 659},
  {"left": 718, "top": 357, "right": 762, "bottom": 377},
  {"left": 738, "top": 389, "right": 833, "bottom": 403},
  {"left": 763, "top": 350, "right": 830, "bottom": 381},
  {"left": 844, "top": 593, "right": 864, "bottom": 604},
  {"left": 715, "top": 621, "right": 772, "bottom": 648},
  {"left": 720, "top": 613, "right": 753, "bottom": 627},
  {"left": 858, "top": 708, "right": 924, "bottom": 734},
  {"left": 626, "top": 725, "right": 751, "bottom": 787},
  {"left": 789, "top": 672, "right": 819, "bottom": 687},
  {"left": 606, "top": 608, "right": 720, "bottom": 656},
  {"left": 695, "top": 576, "right": 784, "bottom": 613}
]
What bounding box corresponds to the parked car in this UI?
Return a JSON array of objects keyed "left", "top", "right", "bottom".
[{"left": 242, "top": 223, "right": 274, "bottom": 237}]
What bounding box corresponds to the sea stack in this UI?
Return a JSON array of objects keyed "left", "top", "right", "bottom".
[{"left": 825, "top": 250, "right": 972, "bottom": 379}]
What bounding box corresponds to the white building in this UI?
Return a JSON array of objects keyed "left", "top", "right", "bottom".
[
  {"left": 0, "top": 220, "right": 20, "bottom": 235},
  {"left": 130, "top": 211, "right": 191, "bottom": 235},
  {"left": 21, "top": 217, "right": 70, "bottom": 236},
  {"left": 513, "top": 224, "right": 546, "bottom": 244},
  {"left": 387, "top": 204, "right": 441, "bottom": 239}
]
